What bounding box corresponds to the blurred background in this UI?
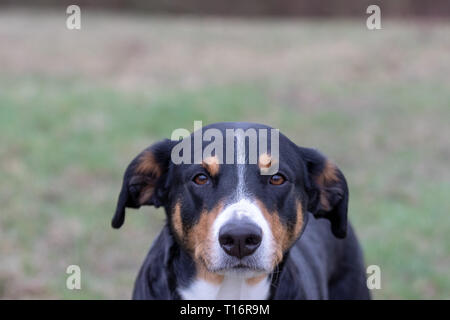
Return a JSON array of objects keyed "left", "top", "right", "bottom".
[{"left": 0, "top": 1, "right": 449, "bottom": 299}]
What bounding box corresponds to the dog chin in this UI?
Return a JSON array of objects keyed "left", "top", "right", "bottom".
[
  {"left": 208, "top": 261, "right": 270, "bottom": 277},
  {"left": 225, "top": 267, "right": 268, "bottom": 278}
]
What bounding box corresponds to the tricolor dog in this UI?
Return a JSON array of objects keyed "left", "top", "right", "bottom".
[{"left": 112, "top": 122, "right": 370, "bottom": 299}]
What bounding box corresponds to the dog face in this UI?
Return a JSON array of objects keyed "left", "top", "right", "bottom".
[{"left": 113, "top": 122, "right": 348, "bottom": 279}]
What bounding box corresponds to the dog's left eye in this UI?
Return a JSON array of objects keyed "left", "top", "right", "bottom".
[
  {"left": 269, "top": 174, "right": 286, "bottom": 185},
  {"left": 193, "top": 173, "right": 209, "bottom": 185}
]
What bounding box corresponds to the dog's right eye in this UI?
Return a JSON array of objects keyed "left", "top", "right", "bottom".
[
  {"left": 193, "top": 173, "right": 209, "bottom": 185},
  {"left": 269, "top": 173, "right": 286, "bottom": 185}
]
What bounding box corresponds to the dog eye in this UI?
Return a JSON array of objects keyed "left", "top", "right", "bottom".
[
  {"left": 193, "top": 173, "right": 209, "bottom": 185},
  {"left": 269, "top": 174, "right": 286, "bottom": 185}
]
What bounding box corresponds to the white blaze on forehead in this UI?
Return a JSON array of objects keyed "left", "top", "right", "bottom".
[
  {"left": 207, "top": 139, "right": 276, "bottom": 273},
  {"left": 236, "top": 133, "right": 247, "bottom": 201},
  {"left": 236, "top": 165, "right": 246, "bottom": 201}
]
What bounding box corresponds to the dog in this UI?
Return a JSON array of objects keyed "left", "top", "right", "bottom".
[{"left": 112, "top": 122, "right": 370, "bottom": 300}]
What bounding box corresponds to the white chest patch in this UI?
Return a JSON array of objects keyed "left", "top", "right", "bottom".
[{"left": 178, "top": 276, "right": 270, "bottom": 300}]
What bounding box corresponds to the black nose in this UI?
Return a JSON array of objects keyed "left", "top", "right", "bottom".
[{"left": 218, "top": 221, "right": 262, "bottom": 259}]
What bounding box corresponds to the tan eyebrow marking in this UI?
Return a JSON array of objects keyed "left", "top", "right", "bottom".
[
  {"left": 202, "top": 156, "right": 220, "bottom": 177},
  {"left": 258, "top": 153, "right": 278, "bottom": 175},
  {"left": 258, "top": 153, "right": 272, "bottom": 169}
]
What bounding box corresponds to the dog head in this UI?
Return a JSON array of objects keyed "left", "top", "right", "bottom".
[{"left": 112, "top": 122, "right": 348, "bottom": 278}]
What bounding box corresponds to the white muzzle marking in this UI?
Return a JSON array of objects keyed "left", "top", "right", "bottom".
[{"left": 210, "top": 199, "right": 275, "bottom": 274}]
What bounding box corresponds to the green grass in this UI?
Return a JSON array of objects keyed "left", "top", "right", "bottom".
[
  {"left": 1, "top": 75, "right": 449, "bottom": 299},
  {"left": 0, "top": 12, "right": 449, "bottom": 299}
]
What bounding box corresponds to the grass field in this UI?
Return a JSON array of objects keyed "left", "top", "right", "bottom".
[{"left": 0, "top": 9, "right": 449, "bottom": 299}]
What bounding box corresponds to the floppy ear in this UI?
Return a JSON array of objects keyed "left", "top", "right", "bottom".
[
  {"left": 299, "top": 147, "right": 349, "bottom": 238},
  {"left": 112, "top": 139, "right": 174, "bottom": 229}
]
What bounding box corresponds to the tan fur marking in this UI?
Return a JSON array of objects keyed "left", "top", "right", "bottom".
[
  {"left": 136, "top": 151, "right": 162, "bottom": 177},
  {"left": 186, "top": 202, "right": 224, "bottom": 284},
  {"left": 135, "top": 151, "right": 162, "bottom": 204},
  {"left": 259, "top": 153, "right": 278, "bottom": 174},
  {"left": 293, "top": 201, "right": 304, "bottom": 241},
  {"left": 197, "top": 262, "right": 224, "bottom": 285},
  {"left": 202, "top": 156, "right": 220, "bottom": 177},
  {"left": 258, "top": 153, "right": 272, "bottom": 169},
  {"left": 256, "top": 200, "right": 304, "bottom": 268},
  {"left": 315, "top": 160, "right": 338, "bottom": 211},
  {"left": 256, "top": 200, "right": 286, "bottom": 268},
  {"left": 319, "top": 193, "right": 331, "bottom": 211},
  {"left": 321, "top": 160, "right": 339, "bottom": 183},
  {"left": 139, "top": 185, "right": 154, "bottom": 204},
  {"left": 246, "top": 274, "right": 268, "bottom": 286},
  {"left": 172, "top": 202, "right": 183, "bottom": 239}
]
